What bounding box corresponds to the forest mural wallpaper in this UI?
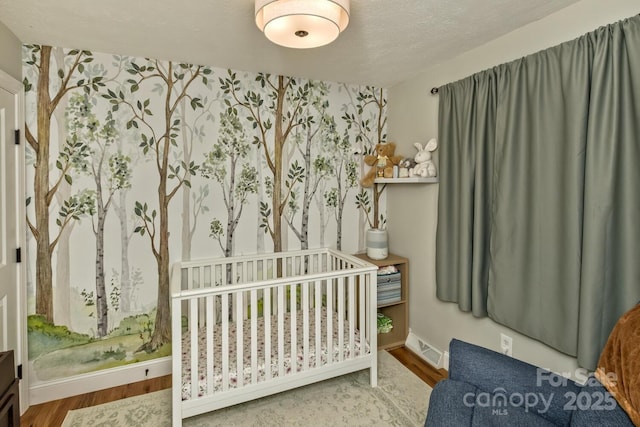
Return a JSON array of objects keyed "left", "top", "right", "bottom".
[{"left": 22, "top": 45, "right": 387, "bottom": 383}]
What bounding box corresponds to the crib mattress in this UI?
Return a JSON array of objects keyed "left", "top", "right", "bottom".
[{"left": 181, "top": 307, "right": 366, "bottom": 400}]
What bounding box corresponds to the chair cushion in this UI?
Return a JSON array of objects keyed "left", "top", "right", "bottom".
[
  {"left": 448, "top": 339, "right": 579, "bottom": 425},
  {"left": 425, "top": 380, "right": 476, "bottom": 426},
  {"left": 425, "top": 379, "right": 558, "bottom": 427}
]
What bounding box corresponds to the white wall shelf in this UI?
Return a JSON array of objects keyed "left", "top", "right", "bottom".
[{"left": 374, "top": 177, "right": 438, "bottom": 184}]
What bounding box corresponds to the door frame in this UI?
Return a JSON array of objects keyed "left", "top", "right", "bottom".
[{"left": 0, "top": 67, "right": 28, "bottom": 414}]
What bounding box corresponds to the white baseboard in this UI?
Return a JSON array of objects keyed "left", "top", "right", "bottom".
[
  {"left": 405, "top": 331, "right": 443, "bottom": 369},
  {"left": 29, "top": 356, "right": 172, "bottom": 405}
]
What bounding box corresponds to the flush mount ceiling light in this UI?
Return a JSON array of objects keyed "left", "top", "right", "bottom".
[{"left": 255, "top": 0, "right": 350, "bottom": 49}]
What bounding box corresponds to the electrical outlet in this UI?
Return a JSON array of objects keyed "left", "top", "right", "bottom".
[{"left": 500, "top": 333, "right": 513, "bottom": 356}]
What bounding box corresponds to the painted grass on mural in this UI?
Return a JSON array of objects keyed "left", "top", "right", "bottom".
[{"left": 28, "top": 311, "right": 170, "bottom": 381}]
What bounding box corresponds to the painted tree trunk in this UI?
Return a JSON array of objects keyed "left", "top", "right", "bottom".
[
  {"left": 223, "top": 161, "right": 236, "bottom": 283},
  {"left": 272, "top": 77, "right": 285, "bottom": 256},
  {"left": 373, "top": 184, "right": 381, "bottom": 229},
  {"left": 52, "top": 53, "right": 72, "bottom": 327},
  {"left": 299, "top": 130, "right": 312, "bottom": 250},
  {"left": 373, "top": 88, "right": 386, "bottom": 230},
  {"left": 256, "top": 146, "right": 265, "bottom": 253},
  {"left": 225, "top": 157, "right": 237, "bottom": 258},
  {"left": 116, "top": 190, "right": 132, "bottom": 313},
  {"left": 180, "top": 101, "right": 192, "bottom": 261},
  {"left": 316, "top": 191, "right": 327, "bottom": 248},
  {"left": 34, "top": 45, "right": 54, "bottom": 323},
  {"left": 149, "top": 178, "right": 171, "bottom": 349},
  {"left": 337, "top": 177, "right": 345, "bottom": 250},
  {"left": 147, "top": 71, "right": 176, "bottom": 350},
  {"left": 138, "top": 62, "right": 202, "bottom": 351},
  {"left": 181, "top": 184, "right": 192, "bottom": 260},
  {"left": 94, "top": 188, "right": 108, "bottom": 338}
]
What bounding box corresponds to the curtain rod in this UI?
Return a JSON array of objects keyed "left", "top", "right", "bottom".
[{"left": 428, "top": 15, "right": 640, "bottom": 97}]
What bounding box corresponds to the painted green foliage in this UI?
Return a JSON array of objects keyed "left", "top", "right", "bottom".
[
  {"left": 23, "top": 44, "right": 387, "bottom": 380},
  {"left": 66, "top": 93, "right": 132, "bottom": 337},
  {"left": 343, "top": 86, "right": 388, "bottom": 229},
  {"left": 202, "top": 109, "right": 258, "bottom": 257}
]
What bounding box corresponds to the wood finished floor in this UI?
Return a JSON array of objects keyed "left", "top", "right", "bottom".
[{"left": 20, "top": 346, "right": 445, "bottom": 427}]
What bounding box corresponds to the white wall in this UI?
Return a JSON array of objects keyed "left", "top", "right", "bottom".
[
  {"left": 0, "top": 21, "right": 21, "bottom": 81},
  {"left": 387, "top": 0, "right": 640, "bottom": 376}
]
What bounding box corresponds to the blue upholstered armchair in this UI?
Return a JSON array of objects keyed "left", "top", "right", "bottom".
[{"left": 424, "top": 339, "right": 634, "bottom": 426}]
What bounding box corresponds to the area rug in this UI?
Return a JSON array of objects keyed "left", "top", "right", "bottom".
[{"left": 62, "top": 351, "right": 432, "bottom": 426}]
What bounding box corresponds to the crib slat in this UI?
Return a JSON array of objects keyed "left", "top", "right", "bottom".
[
  {"left": 171, "top": 293, "right": 182, "bottom": 427},
  {"left": 190, "top": 298, "right": 198, "bottom": 400},
  {"left": 222, "top": 293, "right": 229, "bottom": 391},
  {"left": 302, "top": 281, "right": 309, "bottom": 370},
  {"left": 186, "top": 268, "right": 194, "bottom": 334},
  {"left": 348, "top": 275, "right": 355, "bottom": 359},
  {"left": 326, "top": 279, "right": 333, "bottom": 365},
  {"left": 236, "top": 290, "right": 244, "bottom": 388},
  {"left": 314, "top": 280, "right": 321, "bottom": 368},
  {"left": 206, "top": 296, "right": 214, "bottom": 395},
  {"left": 264, "top": 285, "right": 272, "bottom": 380},
  {"left": 290, "top": 283, "right": 297, "bottom": 374},
  {"left": 278, "top": 285, "right": 285, "bottom": 377},
  {"left": 338, "top": 276, "right": 344, "bottom": 363},
  {"left": 359, "top": 274, "right": 365, "bottom": 353},
  {"left": 244, "top": 262, "right": 250, "bottom": 320},
  {"left": 199, "top": 267, "right": 205, "bottom": 327},
  {"left": 251, "top": 289, "right": 258, "bottom": 384}
]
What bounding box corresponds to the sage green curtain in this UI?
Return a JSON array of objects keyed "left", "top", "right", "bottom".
[
  {"left": 435, "top": 72, "right": 497, "bottom": 317},
  {"left": 436, "top": 15, "right": 640, "bottom": 369}
]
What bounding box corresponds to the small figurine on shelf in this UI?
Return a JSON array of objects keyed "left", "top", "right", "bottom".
[
  {"left": 409, "top": 138, "right": 438, "bottom": 178},
  {"left": 398, "top": 158, "right": 416, "bottom": 178}
]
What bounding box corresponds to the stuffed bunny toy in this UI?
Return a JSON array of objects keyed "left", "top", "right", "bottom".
[{"left": 409, "top": 138, "right": 438, "bottom": 178}]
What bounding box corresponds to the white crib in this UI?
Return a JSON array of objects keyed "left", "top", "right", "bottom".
[{"left": 170, "top": 248, "right": 378, "bottom": 425}]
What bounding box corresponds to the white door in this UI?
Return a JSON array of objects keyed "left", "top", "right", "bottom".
[{"left": 0, "top": 70, "right": 27, "bottom": 413}]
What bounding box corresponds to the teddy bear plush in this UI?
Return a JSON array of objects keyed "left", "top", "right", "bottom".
[{"left": 361, "top": 142, "right": 403, "bottom": 187}]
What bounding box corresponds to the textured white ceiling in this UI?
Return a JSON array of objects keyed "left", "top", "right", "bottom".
[{"left": 0, "top": 0, "right": 581, "bottom": 87}]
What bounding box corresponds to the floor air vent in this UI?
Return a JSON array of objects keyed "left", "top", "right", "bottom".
[{"left": 405, "top": 331, "right": 443, "bottom": 368}]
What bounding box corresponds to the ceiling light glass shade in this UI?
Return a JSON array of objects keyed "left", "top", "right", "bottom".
[{"left": 255, "top": 0, "right": 350, "bottom": 49}]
